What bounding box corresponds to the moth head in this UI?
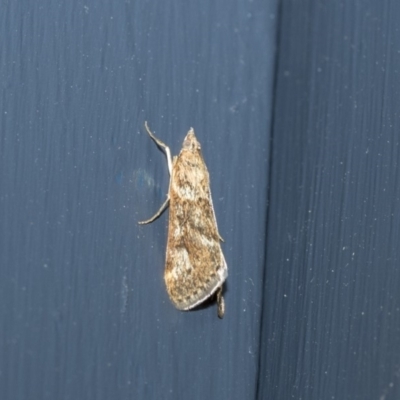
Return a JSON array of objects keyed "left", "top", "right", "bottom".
[{"left": 182, "top": 128, "right": 201, "bottom": 152}]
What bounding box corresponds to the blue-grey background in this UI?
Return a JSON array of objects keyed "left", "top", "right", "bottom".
[{"left": 1, "top": 0, "right": 399, "bottom": 399}]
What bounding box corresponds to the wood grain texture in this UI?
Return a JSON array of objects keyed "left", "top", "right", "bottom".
[
  {"left": 0, "top": 0, "right": 275, "bottom": 399},
  {"left": 5, "top": 0, "right": 400, "bottom": 399},
  {"left": 258, "top": 1, "right": 400, "bottom": 399}
]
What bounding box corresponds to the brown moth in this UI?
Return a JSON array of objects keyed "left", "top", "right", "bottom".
[{"left": 139, "top": 122, "right": 228, "bottom": 318}]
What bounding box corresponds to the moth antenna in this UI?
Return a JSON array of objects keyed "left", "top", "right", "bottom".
[{"left": 144, "top": 121, "right": 173, "bottom": 175}]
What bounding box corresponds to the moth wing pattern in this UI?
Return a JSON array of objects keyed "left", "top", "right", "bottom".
[
  {"left": 164, "top": 130, "right": 228, "bottom": 311},
  {"left": 139, "top": 123, "right": 227, "bottom": 317}
]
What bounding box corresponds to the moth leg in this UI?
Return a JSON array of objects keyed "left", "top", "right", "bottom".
[
  {"left": 144, "top": 121, "right": 173, "bottom": 175},
  {"left": 207, "top": 191, "right": 224, "bottom": 242},
  {"left": 138, "top": 196, "right": 170, "bottom": 225},
  {"left": 216, "top": 286, "right": 225, "bottom": 319}
]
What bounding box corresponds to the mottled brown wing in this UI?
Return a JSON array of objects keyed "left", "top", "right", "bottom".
[{"left": 164, "top": 134, "right": 227, "bottom": 310}]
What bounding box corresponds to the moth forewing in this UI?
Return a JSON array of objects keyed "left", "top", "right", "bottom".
[{"left": 139, "top": 123, "right": 228, "bottom": 318}]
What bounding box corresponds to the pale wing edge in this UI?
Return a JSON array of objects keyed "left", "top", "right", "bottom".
[{"left": 180, "top": 253, "right": 228, "bottom": 311}]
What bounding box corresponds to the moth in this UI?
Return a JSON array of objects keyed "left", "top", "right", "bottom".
[{"left": 139, "top": 122, "right": 228, "bottom": 318}]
